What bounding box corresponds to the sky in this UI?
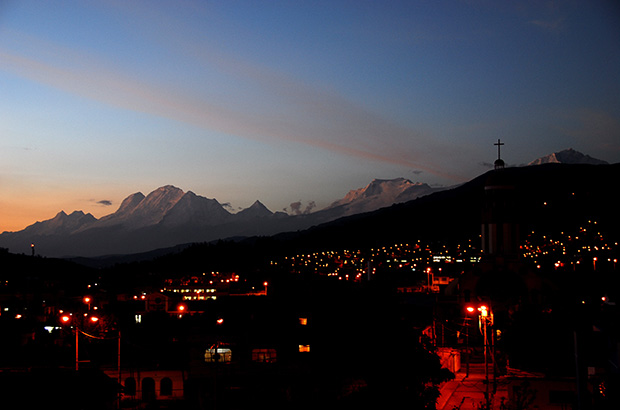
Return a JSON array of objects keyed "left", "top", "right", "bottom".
[{"left": 1, "top": 0, "right": 619, "bottom": 232}]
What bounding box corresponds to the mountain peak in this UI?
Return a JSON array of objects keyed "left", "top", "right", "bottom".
[
  {"left": 249, "top": 200, "right": 267, "bottom": 209},
  {"left": 326, "top": 177, "right": 438, "bottom": 216},
  {"left": 116, "top": 192, "right": 146, "bottom": 214},
  {"left": 529, "top": 149, "right": 608, "bottom": 166},
  {"left": 236, "top": 200, "right": 273, "bottom": 219},
  {"left": 23, "top": 209, "right": 96, "bottom": 236},
  {"left": 156, "top": 184, "right": 184, "bottom": 193}
]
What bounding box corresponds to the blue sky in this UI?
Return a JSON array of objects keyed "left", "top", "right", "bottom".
[{"left": 1, "top": 0, "right": 619, "bottom": 232}]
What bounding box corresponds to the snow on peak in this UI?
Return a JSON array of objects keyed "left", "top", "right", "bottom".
[
  {"left": 332, "top": 178, "right": 424, "bottom": 206},
  {"left": 115, "top": 192, "right": 146, "bottom": 215},
  {"left": 160, "top": 190, "right": 231, "bottom": 227},
  {"left": 529, "top": 149, "right": 608, "bottom": 166},
  {"left": 25, "top": 209, "right": 96, "bottom": 235},
  {"left": 326, "top": 178, "right": 437, "bottom": 216}
]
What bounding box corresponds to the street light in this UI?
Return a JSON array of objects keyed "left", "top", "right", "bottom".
[
  {"left": 60, "top": 313, "right": 80, "bottom": 371},
  {"left": 464, "top": 306, "right": 475, "bottom": 377},
  {"left": 464, "top": 304, "right": 495, "bottom": 408},
  {"left": 477, "top": 304, "right": 494, "bottom": 410}
]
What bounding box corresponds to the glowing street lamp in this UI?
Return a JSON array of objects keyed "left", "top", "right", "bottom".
[
  {"left": 476, "top": 304, "right": 493, "bottom": 409},
  {"left": 464, "top": 306, "right": 475, "bottom": 376},
  {"left": 59, "top": 313, "right": 80, "bottom": 371}
]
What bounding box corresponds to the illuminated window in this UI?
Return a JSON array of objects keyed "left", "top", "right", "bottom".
[
  {"left": 251, "top": 348, "right": 277, "bottom": 363},
  {"left": 205, "top": 347, "right": 232, "bottom": 363},
  {"left": 299, "top": 317, "right": 308, "bottom": 326},
  {"left": 135, "top": 314, "right": 142, "bottom": 324},
  {"left": 298, "top": 344, "right": 310, "bottom": 353}
]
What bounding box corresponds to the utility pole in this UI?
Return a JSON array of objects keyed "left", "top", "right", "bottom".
[
  {"left": 75, "top": 326, "right": 79, "bottom": 372},
  {"left": 118, "top": 330, "right": 122, "bottom": 410},
  {"left": 484, "top": 316, "right": 489, "bottom": 409}
]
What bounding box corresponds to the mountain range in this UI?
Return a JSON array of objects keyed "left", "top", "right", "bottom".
[
  {"left": 0, "top": 149, "right": 611, "bottom": 257},
  {"left": 0, "top": 177, "right": 437, "bottom": 257}
]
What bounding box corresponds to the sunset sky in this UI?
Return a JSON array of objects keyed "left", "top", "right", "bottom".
[{"left": 1, "top": 0, "right": 619, "bottom": 232}]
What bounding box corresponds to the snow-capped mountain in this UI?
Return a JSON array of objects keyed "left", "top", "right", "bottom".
[
  {"left": 528, "top": 149, "right": 608, "bottom": 166},
  {"left": 160, "top": 190, "right": 233, "bottom": 228},
  {"left": 325, "top": 178, "right": 438, "bottom": 216},
  {"left": 0, "top": 179, "right": 441, "bottom": 257},
  {"left": 20, "top": 210, "right": 97, "bottom": 236},
  {"left": 99, "top": 185, "right": 186, "bottom": 229}
]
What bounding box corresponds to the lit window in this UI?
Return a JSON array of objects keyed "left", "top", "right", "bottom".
[
  {"left": 135, "top": 314, "right": 142, "bottom": 324},
  {"left": 299, "top": 317, "right": 308, "bottom": 326},
  {"left": 251, "top": 348, "right": 277, "bottom": 363},
  {"left": 298, "top": 344, "right": 310, "bottom": 353},
  {"left": 205, "top": 347, "right": 232, "bottom": 362}
]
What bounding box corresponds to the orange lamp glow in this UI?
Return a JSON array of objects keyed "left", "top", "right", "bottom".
[
  {"left": 90, "top": 316, "right": 99, "bottom": 323},
  {"left": 466, "top": 306, "right": 475, "bottom": 313},
  {"left": 479, "top": 306, "right": 488, "bottom": 317}
]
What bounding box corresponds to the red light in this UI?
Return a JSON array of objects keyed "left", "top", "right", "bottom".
[
  {"left": 178, "top": 304, "right": 186, "bottom": 311},
  {"left": 216, "top": 318, "right": 224, "bottom": 325},
  {"left": 61, "top": 315, "right": 71, "bottom": 323}
]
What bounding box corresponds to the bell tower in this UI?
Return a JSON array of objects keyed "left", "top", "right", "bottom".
[{"left": 481, "top": 139, "right": 518, "bottom": 257}]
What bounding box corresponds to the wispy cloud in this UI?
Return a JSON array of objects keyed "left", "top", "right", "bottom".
[{"left": 0, "top": 27, "right": 460, "bottom": 182}]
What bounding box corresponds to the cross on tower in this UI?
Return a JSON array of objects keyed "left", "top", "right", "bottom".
[{"left": 494, "top": 139, "right": 504, "bottom": 160}]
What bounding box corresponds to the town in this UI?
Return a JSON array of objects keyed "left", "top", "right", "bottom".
[{"left": 1, "top": 161, "right": 619, "bottom": 410}]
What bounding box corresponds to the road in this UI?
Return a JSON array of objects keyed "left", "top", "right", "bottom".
[{"left": 437, "top": 362, "right": 508, "bottom": 410}]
